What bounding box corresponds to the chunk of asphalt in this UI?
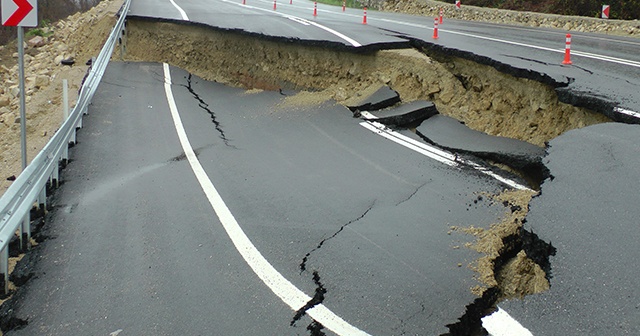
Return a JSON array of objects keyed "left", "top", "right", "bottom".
[
  {"left": 366, "top": 101, "right": 439, "bottom": 127},
  {"left": 347, "top": 86, "right": 400, "bottom": 112},
  {"left": 416, "top": 115, "right": 546, "bottom": 174}
]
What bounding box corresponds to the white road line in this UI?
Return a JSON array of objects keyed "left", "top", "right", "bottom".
[
  {"left": 482, "top": 307, "right": 534, "bottom": 336},
  {"left": 360, "top": 118, "right": 532, "bottom": 191},
  {"left": 614, "top": 107, "right": 640, "bottom": 119},
  {"left": 168, "top": 0, "right": 189, "bottom": 20},
  {"left": 365, "top": 16, "right": 640, "bottom": 69},
  {"left": 162, "top": 63, "right": 369, "bottom": 336},
  {"left": 217, "top": 0, "right": 361, "bottom": 47}
]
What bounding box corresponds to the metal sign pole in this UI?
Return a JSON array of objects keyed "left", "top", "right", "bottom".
[{"left": 18, "top": 26, "right": 27, "bottom": 170}]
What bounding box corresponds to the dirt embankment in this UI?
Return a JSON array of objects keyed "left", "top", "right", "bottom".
[{"left": 125, "top": 20, "right": 608, "bottom": 149}]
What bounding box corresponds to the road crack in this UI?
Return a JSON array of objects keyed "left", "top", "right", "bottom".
[
  {"left": 396, "top": 182, "right": 430, "bottom": 206},
  {"left": 299, "top": 201, "right": 376, "bottom": 273},
  {"left": 182, "top": 74, "right": 236, "bottom": 148},
  {"left": 290, "top": 271, "right": 327, "bottom": 327}
]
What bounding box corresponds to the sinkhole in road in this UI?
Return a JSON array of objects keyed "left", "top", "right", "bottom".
[{"left": 123, "top": 19, "right": 597, "bottom": 334}]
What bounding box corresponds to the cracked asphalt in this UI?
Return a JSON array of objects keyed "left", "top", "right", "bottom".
[{"left": 3, "top": 62, "right": 514, "bottom": 335}]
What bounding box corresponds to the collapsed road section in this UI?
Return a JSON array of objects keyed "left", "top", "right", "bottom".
[
  {"left": 119, "top": 18, "right": 613, "bottom": 334},
  {"left": 123, "top": 20, "right": 609, "bottom": 148}
]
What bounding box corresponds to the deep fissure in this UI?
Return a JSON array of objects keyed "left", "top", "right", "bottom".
[
  {"left": 299, "top": 201, "right": 375, "bottom": 273},
  {"left": 447, "top": 191, "right": 557, "bottom": 335},
  {"left": 290, "top": 271, "right": 327, "bottom": 327}
]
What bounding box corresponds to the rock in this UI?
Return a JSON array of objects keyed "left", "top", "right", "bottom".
[
  {"left": 0, "top": 106, "right": 10, "bottom": 116},
  {"left": 27, "top": 36, "right": 46, "bottom": 48},
  {"left": 61, "top": 58, "right": 75, "bottom": 66},
  {"left": 9, "top": 86, "right": 20, "bottom": 98},
  {"left": 0, "top": 95, "right": 10, "bottom": 107},
  {"left": 35, "top": 76, "right": 49, "bottom": 88},
  {"left": 54, "top": 55, "right": 64, "bottom": 65}
]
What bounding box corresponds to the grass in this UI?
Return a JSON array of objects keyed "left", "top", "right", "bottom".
[
  {"left": 26, "top": 19, "right": 53, "bottom": 38},
  {"left": 315, "top": 0, "right": 364, "bottom": 9}
]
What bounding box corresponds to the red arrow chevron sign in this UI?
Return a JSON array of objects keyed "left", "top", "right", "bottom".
[{"left": 2, "top": 0, "right": 37, "bottom": 27}]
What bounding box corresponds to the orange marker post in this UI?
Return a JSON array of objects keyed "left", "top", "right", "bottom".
[
  {"left": 439, "top": 8, "right": 443, "bottom": 24},
  {"left": 433, "top": 17, "right": 439, "bottom": 39},
  {"left": 363, "top": 7, "right": 367, "bottom": 24},
  {"left": 562, "top": 34, "right": 572, "bottom": 65},
  {"left": 314, "top": 2, "right": 317, "bottom": 16}
]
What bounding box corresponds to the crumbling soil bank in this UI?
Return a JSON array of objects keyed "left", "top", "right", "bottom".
[{"left": 124, "top": 20, "right": 609, "bottom": 148}]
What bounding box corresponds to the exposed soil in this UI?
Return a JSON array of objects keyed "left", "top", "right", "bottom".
[
  {"left": 450, "top": 189, "right": 549, "bottom": 300},
  {"left": 124, "top": 21, "right": 609, "bottom": 150},
  {"left": 0, "top": 0, "right": 121, "bottom": 197}
]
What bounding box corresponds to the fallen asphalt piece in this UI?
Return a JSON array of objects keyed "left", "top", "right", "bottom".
[
  {"left": 416, "top": 115, "right": 547, "bottom": 179},
  {"left": 347, "top": 86, "right": 400, "bottom": 112},
  {"left": 365, "top": 100, "right": 439, "bottom": 128},
  {"left": 499, "top": 122, "right": 640, "bottom": 335}
]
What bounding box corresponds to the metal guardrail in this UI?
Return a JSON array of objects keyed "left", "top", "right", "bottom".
[{"left": 0, "top": 0, "right": 131, "bottom": 294}]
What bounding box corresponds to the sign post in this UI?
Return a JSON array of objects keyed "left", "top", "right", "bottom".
[{"left": 2, "top": 0, "right": 38, "bottom": 170}]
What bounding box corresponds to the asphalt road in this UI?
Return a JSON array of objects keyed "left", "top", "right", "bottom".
[
  {"left": 7, "top": 62, "right": 516, "bottom": 335},
  {"left": 5, "top": 1, "right": 640, "bottom": 335}
]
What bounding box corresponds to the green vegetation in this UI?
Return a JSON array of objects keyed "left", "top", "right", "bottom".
[
  {"left": 26, "top": 20, "right": 54, "bottom": 38},
  {"left": 462, "top": 0, "right": 639, "bottom": 20},
  {"left": 315, "top": 0, "right": 364, "bottom": 9}
]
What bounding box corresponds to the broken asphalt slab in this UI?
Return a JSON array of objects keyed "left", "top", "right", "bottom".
[
  {"left": 499, "top": 122, "right": 640, "bottom": 334},
  {"left": 416, "top": 115, "right": 547, "bottom": 180},
  {"left": 347, "top": 86, "right": 400, "bottom": 112},
  {"left": 363, "top": 100, "right": 439, "bottom": 127}
]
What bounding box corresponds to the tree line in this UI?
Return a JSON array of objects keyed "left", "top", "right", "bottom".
[
  {"left": 1, "top": 0, "right": 101, "bottom": 45},
  {"left": 461, "top": 0, "right": 639, "bottom": 20}
]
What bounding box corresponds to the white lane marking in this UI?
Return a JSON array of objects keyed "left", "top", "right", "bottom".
[
  {"left": 168, "top": 0, "right": 189, "bottom": 20},
  {"left": 614, "top": 107, "right": 640, "bottom": 119},
  {"left": 287, "top": 16, "right": 311, "bottom": 26},
  {"left": 217, "top": 0, "right": 361, "bottom": 47},
  {"left": 482, "top": 307, "right": 534, "bottom": 336},
  {"left": 360, "top": 121, "right": 458, "bottom": 165},
  {"left": 358, "top": 16, "right": 640, "bottom": 68},
  {"left": 360, "top": 118, "right": 532, "bottom": 191},
  {"left": 162, "top": 63, "right": 369, "bottom": 336}
]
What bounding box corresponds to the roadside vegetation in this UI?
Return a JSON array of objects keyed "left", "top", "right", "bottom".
[
  {"left": 0, "top": 0, "right": 100, "bottom": 45},
  {"left": 461, "top": 0, "right": 639, "bottom": 20},
  {"left": 318, "top": 0, "right": 640, "bottom": 19}
]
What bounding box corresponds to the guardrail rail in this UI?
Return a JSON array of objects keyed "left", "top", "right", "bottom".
[{"left": 0, "top": 0, "right": 131, "bottom": 295}]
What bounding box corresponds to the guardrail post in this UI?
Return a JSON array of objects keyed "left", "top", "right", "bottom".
[
  {"left": 0, "top": 246, "right": 8, "bottom": 295},
  {"left": 63, "top": 79, "right": 76, "bottom": 147},
  {"left": 53, "top": 162, "right": 60, "bottom": 187},
  {"left": 119, "top": 21, "right": 127, "bottom": 60},
  {"left": 20, "top": 213, "right": 31, "bottom": 251},
  {"left": 38, "top": 186, "right": 47, "bottom": 212}
]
